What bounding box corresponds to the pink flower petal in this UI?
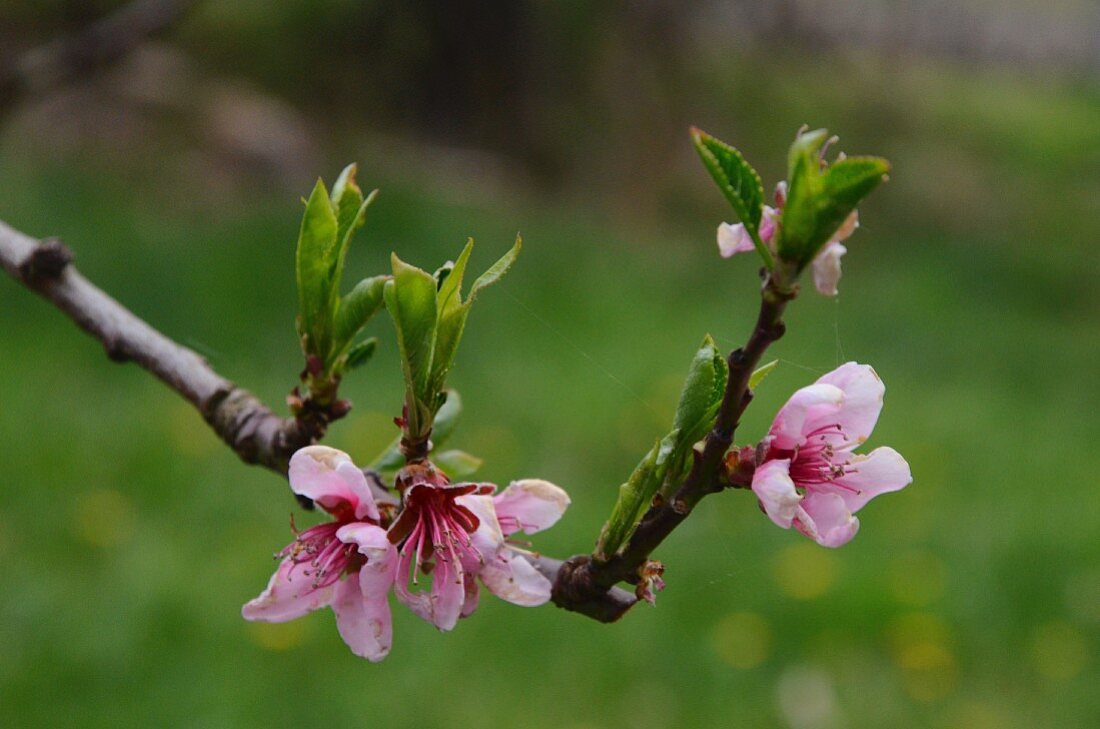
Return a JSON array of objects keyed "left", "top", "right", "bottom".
[
  {"left": 832, "top": 446, "right": 912, "bottom": 513},
  {"left": 461, "top": 574, "right": 480, "bottom": 618},
  {"left": 288, "top": 446, "right": 379, "bottom": 521},
  {"left": 241, "top": 556, "right": 335, "bottom": 622},
  {"left": 492, "top": 479, "right": 570, "bottom": 536},
  {"left": 717, "top": 223, "right": 756, "bottom": 258},
  {"left": 751, "top": 459, "right": 802, "bottom": 529},
  {"left": 759, "top": 206, "right": 780, "bottom": 242},
  {"left": 768, "top": 383, "right": 845, "bottom": 451},
  {"left": 794, "top": 492, "right": 859, "bottom": 548},
  {"left": 429, "top": 555, "right": 467, "bottom": 631},
  {"left": 331, "top": 571, "right": 393, "bottom": 662},
  {"left": 479, "top": 551, "right": 552, "bottom": 607},
  {"left": 812, "top": 242, "right": 846, "bottom": 297},
  {"left": 456, "top": 494, "right": 504, "bottom": 566},
  {"left": 810, "top": 363, "right": 884, "bottom": 446},
  {"left": 392, "top": 546, "right": 433, "bottom": 623}
]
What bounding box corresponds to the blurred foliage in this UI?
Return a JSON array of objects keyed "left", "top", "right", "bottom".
[{"left": 1, "top": 2, "right": 1099, "bottom": 727}]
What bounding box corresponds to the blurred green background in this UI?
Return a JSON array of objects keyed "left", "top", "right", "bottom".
[{"left": 2, "top": 2, "right": 1098, "bottom": 727}]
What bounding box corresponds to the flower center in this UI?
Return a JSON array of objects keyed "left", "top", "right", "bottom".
[
  {"left": 788, "top": 422, "right": 858, "bottom": 488},
  {"left": 388, "top": 482, "right": 492, "bottom": 585},
  {"left": 280, "top": 520, "right": 359, "bottom": 589}
]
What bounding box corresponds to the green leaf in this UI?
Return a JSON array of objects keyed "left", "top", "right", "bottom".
[
  {"left": 596, "top": 438, "right": 664, "bottom": 561},
  {"left": 331, "top": 164, "right": 364, "bottom": 243},
  {"left": 657, "top": 337, "right": 727, "bottom": 498},
  {"left": 433, "top": 449, "right": 483, "bottom": 479},
  {"left": 691, "top": 127, "right": 771, "bottom": 268},
  {"left": 296, "top": 179, "right": 339, "bottom": 357},
  {"left": 749, "top": 359, "right": 779, "bottom": 390},
  {"left": 437, "top": 239, "right": 474, "bottom": 314},
  {"left": 344, "top": 338, "right": 377, "bottom": 369},
  {"left": 428, "top": 239, "right": 476, "bottom": 397},
  {"left": 384, "top": 254, "right": 439, "bottom": 438},
  {"left": 430, "top": 237, "right": 521, "bottom": 399},
  {"left": 823, "top": 156, "right": 890, "bottom": 209},
  {"left": 469, "top": 235, "right": 521, "bottom": 299},
  {"left": 430, "top": 302, "right": 470, "bottom": 403},
  {"left": 328, "top": 190, "right": 377, "bottom": 298},
  {"left": 672, "top": 335, "right": 727, "bottom": 443},
  {"left": 777, "top": 129, "right": 890, "bottom": 266},
  {"left": 333, "top": 275, "right": 387, "bottom": 352}
]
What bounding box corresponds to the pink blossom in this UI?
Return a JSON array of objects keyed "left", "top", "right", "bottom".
[
  {"left": 716, "top": 183, "right": 859, "bottom": 296},
  {"left": 245, "top": 447, "right": 571, "bottom": 656},
  {"left": 388, "top": 467, "right": 570, "bottom": 631},
  {"left": 751, "top": 363, "right": 911, "bottom": 547},
  {"left": 242, "top": 446, "right": 397, "bottom": 661}
]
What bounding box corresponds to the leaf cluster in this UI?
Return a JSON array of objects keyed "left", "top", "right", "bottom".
[
  {"left": 384, "top": 237, "right": 521, "bottom": 441},
  {"left": 295, "top": 165, "right": 387, "bottom": 394}
]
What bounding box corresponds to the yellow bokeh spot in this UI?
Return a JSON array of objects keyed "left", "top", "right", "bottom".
[
  {"left": 886, "top": 612, "right": 951, "bottom": 655},
  {"left": 74, "top": 489, "right": 136, "bottom": 548},
  {"left": 886, "top": 613, "right": 957, "bottom": 702},
  {"left": 1030, "top": 621, "right": 1088, "bottom": 681},
  {"left": 712, "top": 611, "right": 772, "bottom": 669},
  {"left": 247, "top": 619, "right": 310, "bottom": 651},
  {"left": 773, "top": 542, "right": 837, "bottom": 600},
  {"left": 888, "top": 551, "right": 947, "bottom": 606},
  {"left": 897, "top": 642, "right": 957, "bottom": 702}
]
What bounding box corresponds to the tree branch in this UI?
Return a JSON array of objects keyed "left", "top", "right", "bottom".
[
  {"left": 0, "top": 216, "right": 636, "bottom": 618},
  {"left": 0, "top": 0, "right": 197, "bottom": 114},
  {"left": 0, "top": 215, "right": 788, "bottom": 625},
  {"left": 0, "top": 220, "right": 327, "bottom": 479}
]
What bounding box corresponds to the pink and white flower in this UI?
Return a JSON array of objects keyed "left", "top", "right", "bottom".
[
  {"left": 717, "top": 181, "right": 859, "bottom": 296},
  {"left": 242, "top": 446, "right": 398, "bottom": 661},
  {"left": 244, "top": 446, "right": 571, "bottom": 657},
  {"left": 751, "top": 363, "right": 912, "bottom": 547},
  {"left": 387, "top": 467, "right": 569, "bottom": 631}
]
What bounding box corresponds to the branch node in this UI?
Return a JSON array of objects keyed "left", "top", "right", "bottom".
[
  {"left": 103, "top": 339, "right": 130, "bottom": 362},
  {"left": 19, "top": 238, "right": 73, "bottom": 281}
]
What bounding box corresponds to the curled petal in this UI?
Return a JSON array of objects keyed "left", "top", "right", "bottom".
[
  {"left": 794, "top": 492, "right": 860, "bottom": 548},
  {"left": 768, "top": 383, "right": 844, "bottom": 451},
  {"left": 833, "top": 210, "right": 859, "bottom": 242},
  {"left": 456, "top": 494, "right": 504, "bottom": 566},
  {"left": 717, "top": 223, "right": 756, "bottom": 258},
  {"left": 812, "top": 242, "right": 846, "bottom": 297},
  {"left": 774, "top": 181, "right": 788, "bottom": 208},
  {"left": 479, "top": 551, "right": 552, "bottom": 607},
  {"left": 289, "top": 446, "right": 379, "bottom": 521},
  {"left": 242, "top": 556, "right": 335, "bottom": 623},
  {"left": 811, "top": 363, "right": 884, "bottom": 446},
  {"left": 751, "top": 459, "right": 802, "bottom": 529},
  {"left": 759, "top": 205, "right": 780, "bottom": 242},
  {"left": 461, "top": 574, "right": 480, "bottom": 618},
  {"left": 331, "top": 571, "right": 393, "bottom": 662},
  {"left": 833, "top": 446, "right": 912, "bottom": 513},
  {"left": 492, "top": 479, "right": 570, "bottom": 536}
]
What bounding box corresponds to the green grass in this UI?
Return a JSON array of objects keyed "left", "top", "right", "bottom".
[{"left": 2, "top": 61, "right": 1099, "bottom": 728}]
